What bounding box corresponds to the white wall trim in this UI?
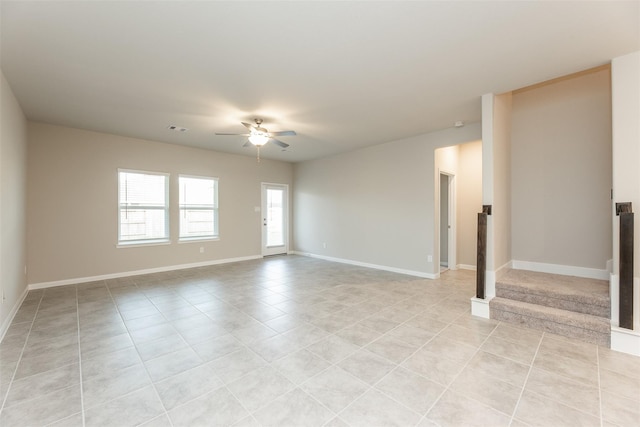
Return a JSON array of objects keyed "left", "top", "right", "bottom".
[
  {"left": 611, "top": 326, "right": 640, "bottom": 357},
  {"left": 511, "top": 260, "right": 609, "bottom": 280},
  {"left": 471, "top": 296, "right": 491, "bottom": 319},
  {"left": 291, "top": 251, "right": 438, "bottom": 279},
  {"left": 457, "top": 264, "right": 477, "bottom": 271},
  {"left": 28, "top": 255, "right": 263, "bottom": 290},
  {"left": 0, "top": 286, "right": 29, "bottom": 343}
]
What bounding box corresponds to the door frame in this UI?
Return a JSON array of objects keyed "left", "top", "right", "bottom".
[
  {"left": 438, "top": 170, "right": 457, "bottom": 271},
  {"left": 261, "top": 182, "right": 289, "bottom": 256}
]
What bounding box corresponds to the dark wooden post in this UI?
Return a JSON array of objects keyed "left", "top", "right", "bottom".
[
  {"left": 616, "top": 202, "right": 634, "bottom": 330},
  {"left": 476, "top": 205, "right": 492, "bottom": 300}
]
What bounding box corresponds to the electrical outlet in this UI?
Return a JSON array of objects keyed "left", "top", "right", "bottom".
[
  {"left": 428, "top": 255, "right": 433, "bottom": 262},
  {"left": 199, "top": 247, "right": 205, "bottom": 253},
  {"left": 323, "top": 242, "right": 327, "bottom": 249}
]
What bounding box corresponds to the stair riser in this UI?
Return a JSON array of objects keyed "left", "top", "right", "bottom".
[
  {"left": 496, "top": 287, "right": 610, "bottom": 318},
  {"left": 491, "top": 308, "right": 610, "bottom": 347}
]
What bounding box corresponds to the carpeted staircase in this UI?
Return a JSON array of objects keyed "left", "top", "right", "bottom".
[{"left": 490, "top": 269, "right": 611, "bottom": 346}]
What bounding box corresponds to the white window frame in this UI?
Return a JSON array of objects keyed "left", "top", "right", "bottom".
[
  {"left": 178, "top": 174, "right": 219, "bottom": 242},
  {"left": 117, "top": 169, "right": 170, "bottom": 246}
]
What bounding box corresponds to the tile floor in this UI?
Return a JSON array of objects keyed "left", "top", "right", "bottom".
[{"left": 0, "top": 255, "right": 638, "bottom": 426}]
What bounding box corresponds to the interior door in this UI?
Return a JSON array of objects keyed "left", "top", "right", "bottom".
[{"left": 261, "top": 183, "right": 288, "bottom": 256}]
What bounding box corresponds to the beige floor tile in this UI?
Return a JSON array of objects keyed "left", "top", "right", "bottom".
[
  {"left": 427, "top": 389, "right": 511, "bottom": 427},
  {"left": 207, "top": 347, "right": 266, "bottom": 384},
  {"left": 335, "top": 323, "right": 384, "bottom": 346},
  {"left": 307, "top": 335, "right": 361, "bottom": 364},
  {"left": 82, "top": 346, "right": 142, "bottom": 381},
  {"left": 375, "top": 367, "right": 445, "bottom": 414},
  {"left": 466, "top": 350, "right": 531, "bottom": 388},
  {"left": 272, "top": 348, "right": 331, "bottom": 385},
  {"left": 491, "top": 323, "right": 543, "bottom": 348},
  {"left": 143, "top": 347, "right": 203, "bottom": 382},
  {"left": 135, "top": 333, "right": 188, "bottom": 361},
  {"left": 450, "top": 367, "right": 522, "bottom": 415},
  {"left": 402, "top": 347, "right": 467, "bottom": 386},
  {"left": 4, "top": 362, "right": 80, "bottom": 408},
  {"left": 254, "top": 388, "right": 335, "bottom": 427},
  {"left": 599, "top": 367, "right": 640, "bottom": 401},
  {"left": 533, "top": 349, "right": 599, "bottom": 387},
  {"left": 168, "top": 386, "right": 249, "bottom": 426},
  {"left": 364, "top": 335, "right": 419, "bottom": 364},
  {"left": 338, "top": 349, "right": 396, "bottom": 385},
  {"left": 515, "top": 390, "right": 600, "bottom": 427},
  {"left": 525, "top": 367, "right": 600, "bottom": 416},
  {"left": 227, "top": 366, "right": 295, "bottom": 412},
  {"left": 340, "top": 389, "right": 422, "bottom": 427},
  {"left": 154, "top": 364, "right": 223, "bottom": 410},
  {"left": 601, "top": 390, "right": 640, "bottom": 426},
  {"left": 4, "top": 257, "right": 639, "bottom": 427},
  {"left": 386, "top": 323, "right": 435, "bottom": 347},
  {"left": 482, "top": 334, "right": 538, "bottom": 365},
  {"left": 301, "top": 365, "right": 369, "bottom": 413},
  {"left": 82, "top": 363, "right": 151, "bottom": 409},
  {"left": 0, "top": 384, "right": 81, "bottom": 427},
  {"left": 84, "top": 385, "right": 164, "bottom": 427}
]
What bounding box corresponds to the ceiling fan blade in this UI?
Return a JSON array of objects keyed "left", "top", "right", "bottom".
[
  {"left": 242, "top": 122, "right": 255, "bottom": 130},
  {"left": 242, "top": 141, "right": 252, "bottom": 148},
  {"left": 270, "top": 138, "right": 290, "bottom": 148},
  {"left": 215, "top": 133, "right": 250, "bottom": 136},
  {"left": 269, "top": 130, "right": 297, "bottom": 137}
]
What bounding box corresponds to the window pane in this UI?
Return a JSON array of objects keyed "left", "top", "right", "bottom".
[
  {"left": 179, "top": 177, "right": 215, "bottom": 207},
  {"left": 119, "top": 208, "right": 167, "bottom": 241},
  {"left": 118, "top": 170, "right": 168, "bottom": 243},
  {"left": 119, "top": 172, "right": 166, "bottom": 206},
  {"left": 266, "top": 188, "right": 284, "bottom": 247},
  {"left": 179, "top": 176, "right": 218, "bottom": 239}
]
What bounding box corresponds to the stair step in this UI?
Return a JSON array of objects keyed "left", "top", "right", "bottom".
[
  {"left": 496, "top": 269, "right": 609, "bottom": 318},
  {"left": 490, "top": 297, "right": 610, "bottom": 346}
]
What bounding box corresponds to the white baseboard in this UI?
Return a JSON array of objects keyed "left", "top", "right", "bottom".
[
  {"left": 0, "top": 286, "right": 29, "bottom": 343},
  {"left": 611, "top": 326, "right": 640, "bottom": 357},
  {"left": 457, "top": 264, "right": 476, "bottom": 271},
  {"left": 471, "top": 296, "right": 491, "bottom": 319},
  {"left": 291, "top": 251, "right": 438, "bottom": 279},
  {"left": 511, "top": 260, "right": 609, "bottom": 280},
  {"left": 28, "top": 255, "right": 263, "bottom": 290}
]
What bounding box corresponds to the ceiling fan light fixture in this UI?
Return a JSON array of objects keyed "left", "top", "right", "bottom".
[{"left": 248, "top": 132, "right": 269, "bottom": 146}]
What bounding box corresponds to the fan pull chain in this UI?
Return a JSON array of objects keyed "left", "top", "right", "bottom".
[{"left": 257, "top": 146, "right": 261, "bottom": 163}]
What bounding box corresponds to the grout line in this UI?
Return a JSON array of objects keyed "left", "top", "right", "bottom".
[
  {"left": 75, "top": 285, "right": 86, "bottom": 427},
  {"left": 509, "top": 330, "right": 544, "bottom": 426},
  {"left": 596, "top": 346, "right": 604, "bottom": 427},
  {"left": 0, "top": 290, "right": 44, "bottom": 414},
  {"left": 104, "top": 281, "right": 175, "bottom": 427},
  {"left": 414, "top": 312, "right": 504, "bottom": 426}
]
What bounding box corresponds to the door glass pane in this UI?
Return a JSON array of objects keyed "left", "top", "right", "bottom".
[{"left": 266, "top": 188, "right": 284, "bottom": 247}]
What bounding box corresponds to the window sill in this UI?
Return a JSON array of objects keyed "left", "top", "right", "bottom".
[
  {"left": 117, "top": 240, "right": 171, "bottom": 248},
  {"left": 178, "top": 237, "right": 220, "bottom": 244}
]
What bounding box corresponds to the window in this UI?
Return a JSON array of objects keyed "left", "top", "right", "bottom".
[
  {"left": 118, "top": 170, "right": 169, "bottom": 244},
  {"left": 179, "top": 175, "right": 218, "bottom": 240}
]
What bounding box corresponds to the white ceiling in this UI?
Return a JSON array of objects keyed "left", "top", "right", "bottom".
[{"left": 1, "top": 1, "right": 638, "bottom": 162}]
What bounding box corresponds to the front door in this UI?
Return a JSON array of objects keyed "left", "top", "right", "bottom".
[{"left": 261, "top": 183, "right": 288, "bottom": 256}]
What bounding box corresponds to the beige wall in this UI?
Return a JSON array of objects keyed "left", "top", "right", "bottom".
[
  {"left": 456, "top": 140, "right": 483, "bottom": 267},
  {"left": 511, "top": 68, "right": 612, "bottom": 270},
  {"left": 27, "top": 123, "right": 293, "bottom": 285},
  {"left": 493, "top": 92, "right": 513, "bottom": 271},
  {"left": 0, "top": 71, "right": 28, "bottom": 333},
  {"left": 434, "top": 141, "right": 483, "bottom": 270},
  {"left": 293, "top": 123, "right": 481, "bottom": 277}
]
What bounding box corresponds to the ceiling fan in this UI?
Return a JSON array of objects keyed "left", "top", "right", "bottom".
[{"left": 216, "top": 118, "right": 296, "bottom": 149}]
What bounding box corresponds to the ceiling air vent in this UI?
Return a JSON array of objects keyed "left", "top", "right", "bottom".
[{"left": 167, "top": 125, "right": 188, "bottom": 132}]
